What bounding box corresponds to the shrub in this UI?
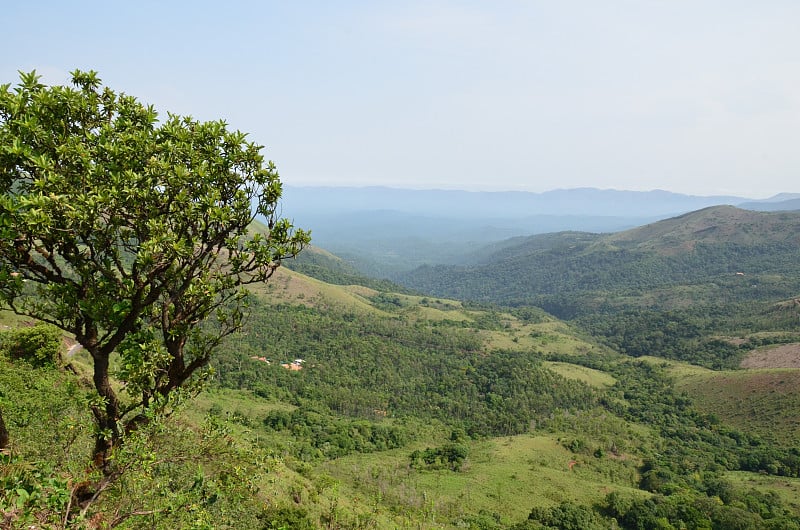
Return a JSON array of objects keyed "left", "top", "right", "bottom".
[
  {"left": 0, "top": 323, "right": 62, "bottom": 368},
  {"left": 259, "top": 505, "right": 316, "bottom": 530}
]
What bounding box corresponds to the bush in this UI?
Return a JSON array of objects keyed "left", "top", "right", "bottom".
[
  {"left": 259, "top": 505, "right": 316, "bottom": 530},
  {"left": 525, "top": 501, "right": 608, "bottom": 530},
  {"left": 410, "top": 442, "right": 469, "bottom": 471},
  {"left": 0, "top": 323, "right": 62, "bottom": 368}
]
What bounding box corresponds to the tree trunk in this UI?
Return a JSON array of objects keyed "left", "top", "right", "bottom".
[
  {"left": 0, "top": 407, "right": 9, "bottom": 450},
  {"left": 89, "top": 349, "right": 121, "bottom": 473}
]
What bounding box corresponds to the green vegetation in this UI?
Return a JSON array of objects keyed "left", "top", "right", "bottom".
[
  {"left": 213, "top": 298, "right": 597, "bottom": 438},
  {"left": 676, "top": 368, "right": 800, "bottom": 446},
  {"left": 543, "top": 361, "right": 616, "bottom": 388},
  {"left": 409, "top": 441, "right": 469, "bottom": 471},
  {"left": 3, "top": 269, "right": 800, "bottom": 527},
  {"left": 2, "top": 69, "right": 800, "bottom": 529},
  {"left": 263, "top": 407, "right": 408, "bottom": 459},
  {"left": 398, "top": 206, "right": 800, "bottom": 370},
  {"left": 0, "top": 322, "right": 62, "bottom": 368},
  {"left": 0, "top": 70, "right": 308, "bottom": 472}
]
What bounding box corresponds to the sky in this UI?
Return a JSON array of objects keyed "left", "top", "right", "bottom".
[{"left": 3, "top": 1, "right": 799, "bottom": 198}]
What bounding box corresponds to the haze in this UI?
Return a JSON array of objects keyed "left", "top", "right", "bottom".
[{"left": 3, "top": 1, "right": 799, "bottom": 198}]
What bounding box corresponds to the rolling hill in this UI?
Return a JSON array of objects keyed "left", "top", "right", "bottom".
[
  {"left": 4, "top": 253, "right": 800, "bottom": 527},
  {"left": 177, "top": 264, "right": 800, "bottom": 526},
  {"left": 6, "top": 208, "right": 800, "bottom": 528},
  {"left": 395, "top": 206, "right": 800, "bottom": 371},
  {"left": 397, "top": 206, "right": 800, "bottom": 315},
  {"left": 276, "top": 186, "right": 767, "bottom": 275}
]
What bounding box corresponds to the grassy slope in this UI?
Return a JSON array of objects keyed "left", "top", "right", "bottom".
[
  {"left": 639, "top": 355, "right": 800, "bottom": 447},
  {"left": 0, "top": 309, "right": 32, "bottom": 329},
  {"left": 726, "top": 471, "right": 800, "bottom": 515},
  {"left": 544, "top": 362, "right": 616, "bottom": 388},
  {"left": 172, "top": 271, "right": 800, "bottom": 524},
  {"left": 156, "top": 270, "right": 649, "bottom": 524},
  {"left": 676, "top": 368, "right": 800, "bottom": 446},
  {"left": 180, "top": 386, "right": 646, "bottom": 528},
  {"left": 320, "top": 433, "right": 645, "bottom": 527},
  {"left": 4, "top": 264, "right": 800, "bottom": 527},
  {"left": 251, "top": 267, "right": 386, "bottom": 314},
  {"left": 222, "top": 273, "right": 660, "bottom": 525}
]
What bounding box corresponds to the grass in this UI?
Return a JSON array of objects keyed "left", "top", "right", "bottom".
[
  {"left": 635, "top": 355, "right": 714, "bottom": 377},
  {"left": 675, "top": 368, "right": 800, "bottom": 446},
  {"left": 741, "top": 342, "right": 800, "bottom": 369},
  {"left": 484, "top": 320, "right": 598, "bottom": 355},
  {"left": 726, "top": 471, "right": 800, "bottom": 514},
  {"left": 192, "top": 387, "right": 296, "bottom": 418},
  {"left": 320, "top": 432, "right": 645, "bottom": 527},
  {"left": 0, "top": 356, "right": 93, "bottom": 466},
  {"left": 405, "top": 298, "right": 475, "bottom": 324},
  {"left": 0, "top": 309, "right": 33, "bottom": 329},
  {"left": 544, "top": 361, "right": 616, "bottom": 388},
  {"left": 252, "top": 268, "right": 388, "bottom": 315}
]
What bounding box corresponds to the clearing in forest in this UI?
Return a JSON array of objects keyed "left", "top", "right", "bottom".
[{"left": 741, "top": 343, "right": 800, "bottom": 369}]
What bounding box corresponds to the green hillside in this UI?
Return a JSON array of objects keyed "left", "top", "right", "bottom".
[
  {"left": 4, "top": 66, "right": 799, "bottom": 530},
  {"left": 603, "top": 205, "right": 800, "bottom": 251},
  {"left": 398, "top": 206, "right": 800, "bottom": 369},
  {"left": 676, "top": 368, "right": 800, "bottom": 446},
  {"left": 5, "top": 263, "right": 800, "bottom": 528},
  {"left": 399, "top": 206, "right": 800, "bottom": 312}
]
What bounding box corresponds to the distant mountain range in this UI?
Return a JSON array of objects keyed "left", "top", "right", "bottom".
[
  {"left": 739, "top": 197, "right": 800, "bottom": 212},
  {"left": 277, "top": 186, "right": 800, "bottom": 275},
  {"left": 282, "top": 185, "right": 800, "bottom": 218}
]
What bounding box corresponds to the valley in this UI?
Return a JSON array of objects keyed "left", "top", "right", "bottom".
[
  {"left": 5, "top": 2, "right": 800, "bottom": 527},
  {"left": 2, "top": 200, "right": 800, "bottom": 528}
]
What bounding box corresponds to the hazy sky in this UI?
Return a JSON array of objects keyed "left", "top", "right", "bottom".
[{"left": 3, "top": 1, "right": 799, "bottom": 198}]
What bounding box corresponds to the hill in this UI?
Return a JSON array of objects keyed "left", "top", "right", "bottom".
[
  {"left": 281, "top": 186, "right": 748, "bottom": 219},
  {"left": 398, "top": 206, "right": 800, "bottom": 307},
  {"left": 4, "top": 263, "right": 800, "bottom": 528},
  {"left": 397, "top": 206, "right": 800, "bottom": 368},
  {"left": 603, "top": 205, "right": 800, "bottom": 251},
  {"left": 276, "top": 186, "right": 761, "bottom": 275}
]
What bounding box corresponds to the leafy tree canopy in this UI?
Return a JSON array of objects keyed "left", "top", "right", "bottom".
[{"left": 0, "top": 70, "right": 309, "bottom": 467}]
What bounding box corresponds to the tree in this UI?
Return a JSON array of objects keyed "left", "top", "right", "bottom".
[
  {"left": 0, "top": 70, "right": 309, "bottom": 469},
  {"left": 525, "top": 501, "right": 608, "bottom": 530}
]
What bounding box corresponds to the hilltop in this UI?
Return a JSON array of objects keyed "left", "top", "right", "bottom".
[
  {"left": 604, "top": 205, "right": 800, "bottom": 252},
  {"left": 276, "top": 186, "right": 799, "bottom": 276},
  {"left": 398, "top": 206, "right": 800, "bottom": 312}
]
